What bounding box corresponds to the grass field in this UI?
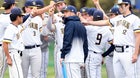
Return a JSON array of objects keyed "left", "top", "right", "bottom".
[{"left": 4, "top": 42, "right": 107, "bottom": 78}]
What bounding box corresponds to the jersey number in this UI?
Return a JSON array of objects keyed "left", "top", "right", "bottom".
[
  {"left": 122, "top": 29, "right": 127, "bottom": 35},
  {"left": 95, "top": 33, "right": 102, "bottom": 45}
]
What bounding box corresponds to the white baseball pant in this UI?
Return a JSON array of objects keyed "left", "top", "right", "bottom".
[
  {"left": 85, "top": 51, "right": 102, "bottom": 78},
  {"left": 8, "top": 50, "right": 23, "bottom": 78},
  {"left": 27, "top": 50, "right": 49, "bottom": 78},
  {"left": 105, "top": 56, "right": 115, "bottom": 78},
  {"left": 0, "top": 46, "right": 8, "bottom": 78},
  {"left": 65, "top": 62, "right": 84, "bottom": 78},
  {"left": 136, "top": 55, "right": 140, "bottom": 78},
  {"left": 22, "top": 47, "right": 42, "bottom": 78},
  {"left": 113, "top": 46, "right": 137, "bottom": 78},
  {"left": 54, "top": 46, "right": 63, "bottom": 78},
  {"left": 40, "top": 50, "right": 49, "bottom": 78},
  {"left": 0, "top": 46, "right": 4, "bottom": 77}
]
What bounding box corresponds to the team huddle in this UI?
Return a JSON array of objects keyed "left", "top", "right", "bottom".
[{"left": 0, "top": 0, "right": 140, "bottom": 78}]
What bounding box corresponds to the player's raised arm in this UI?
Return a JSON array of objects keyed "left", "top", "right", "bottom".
[
  {"left": 92, "top": 0, "right": 109, "bottom": 19},
  {"left": 46, "top": 7, "right": 56, "bottom": 32},
  {"left": 31, "top": 1, "right": 55, "bottom": 17},
  {"left": 81, "top": 19, "right": 111, "bottom": 26}
]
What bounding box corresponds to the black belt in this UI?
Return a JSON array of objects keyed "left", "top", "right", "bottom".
[
  {"left": 115, "top": 45, "right": 129, "bottom": 53},
  {"left": 89, "top": 50, "right": 102, "bottom": 54},
  {"left": 25, "top": 45, "right": 40, "bottom": 49},
  {"left": 0, "top": 44, "right": 2, "bottom": 46}
]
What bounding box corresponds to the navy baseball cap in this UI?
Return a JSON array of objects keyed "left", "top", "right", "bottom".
[
  {"left": 109, "top": 6, "right": 121, "bottom": 14},
  {"left": 4, "top": 0, "right": 17, "bottom": 4},
  {"left": 11, "top": 7, "right": 25, "bottom": 16},
  {"left": 80, "top": 7, "right": 89, "bottom": 13},
  {"left": 87, "top": 8, "right": 97, "bottom": 16},
  {"left": 117, "top": 0, "right": 131, "bottom": 5},
  {"left": 93, "top": 10, "right": 103, "bottom": 21},
  {"left": 53, "top": 0, "right": 65, "bottom": 4},
  {"left": 24, "top": 0, "right": 36, "bottom": 7},
  {"left": 36, "top": 0, "right": 44, "bottom": 7},
  {"left": 61, "top": 5, "right": 77, "bottom": 14}
]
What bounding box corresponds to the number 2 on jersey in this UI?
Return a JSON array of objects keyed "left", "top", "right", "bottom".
[{"left": 95, "top": 33, "right": 102, "bottom": 45}]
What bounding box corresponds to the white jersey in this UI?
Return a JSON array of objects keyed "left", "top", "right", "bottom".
[
  {"left": 0, "top": 13, "right": 11, "bottom": 44},
  {"left": 54, "top": 13, "right": 65, "bottom": 49},
  {"left": 22, "top": 16, "right": 43, "bottom": 46},
  {"left": 110, "top": 14, "right": 140, "bottom": 46},
  {"left": 3, "top": 24, "right": 24, "bottom": 51},
  {"left": 86, "top": 26, "right": 113, "bottom": 52}
]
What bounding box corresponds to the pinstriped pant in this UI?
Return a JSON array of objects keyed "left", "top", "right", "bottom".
[
  {"left": 65, "top": 62, "right": 84, "bottom": 78},
  {"left": 9, "top": 50, "right": 23, "bottom": 78},
  {"left": 54, "top": 51, "right": 63, "bottom": 78},
  {"left": 85, "top": 52, "right": 102, "bottom": 78},
  {"left": 0, "top": 46, "right": 8, "bottom": 78}
]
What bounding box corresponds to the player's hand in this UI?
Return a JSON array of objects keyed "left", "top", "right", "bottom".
[
  {"left": 102, "top": 57, "right": 104, "bottom": 65},
  {"left": 60, "top": 58, "right": 64, "bottom": 64},
  {"left": 31, "top": 7, "right": 38, "bottom": 16},
  {"left": 132, "top": 53, "right": 138, "bottom": 63},
  {"left": 6, "top": 57, "right": 12, "bottom": 66},
  {"left": 81, "top": 19, "right": 88, "bottom": 25},
  {"left": 49, "top": 7, "right": 55, "bottom": 16},
  {"left": 77, "top": 12, "right": 81, "bottom": 18},
  {"left": 49, "top": 1, "right": 56, "bottom": 8},
  {"left": 92, "top": 0, "right": 99, "bottom": 5}
]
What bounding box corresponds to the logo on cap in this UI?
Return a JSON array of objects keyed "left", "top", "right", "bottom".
[
  {"left": 62, "top": 5, "right": 77, "bottom": 14},
  {"left": 32, "top": 1, "right": 36, "bottom": 6},
  {"left": 117, "top": 0, "right": 131, "bottom": 5},
  {"left": 82, "top": 9, "right": 86, "bottom": 12}
]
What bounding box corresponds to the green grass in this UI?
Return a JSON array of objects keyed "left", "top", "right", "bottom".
[{"left": 4, "top": 42, "right": 107, "bottom": 78}]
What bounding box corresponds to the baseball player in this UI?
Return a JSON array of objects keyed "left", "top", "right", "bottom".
[
  {"left": 104, "top": 5, "right": 121, "bottom": 78},
  {"left": 0, "top": 0, "right": 16, "bottom": 78},
  {"left": 93, "top": 0, "right": 121, "bottom": 77},
  {"left": 47, "top": 0, "right": 66, "bottom": 78},
  {"left": 20, "top": 0, "right": 55, "bottom": 78},
  {"left": 91, "top": 1, "right": 121, "bottom": 77},
  {"left": 36, "top": 0, "right": 55, "bottom": 78},
  {"left": 37, "top": 1, "right": 51, "bottom": 78},
  {"left": 84, "top": 10, "right": 113, "bottom": 78},
  {"left": 60, "top": 5, "right": 88, "bottom": 78},
  {"left": 21, "top": 1, "right": 41, "bottom": 77},
  {"left": 82, "top": 0, "right": 140, "bottom": 78},
  {"left": 2, "top": 7, "right": 25, "bottom": 78},
  {"left": 79, "top": 7, "right": 90, "bottom": 78}
]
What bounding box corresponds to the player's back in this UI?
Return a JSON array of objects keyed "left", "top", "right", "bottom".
[{"left": 86, "top": 26, "right": 113, "bottom": 52}]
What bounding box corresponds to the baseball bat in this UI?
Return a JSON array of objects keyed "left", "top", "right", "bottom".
[{"left": 62, "top": 61, "right": 68, "bottom": 78}]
